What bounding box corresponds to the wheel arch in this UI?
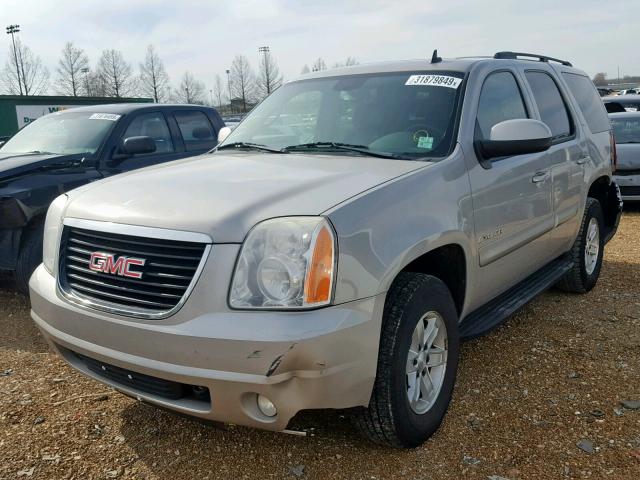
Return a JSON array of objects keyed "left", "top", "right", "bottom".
[
  {"left": 586, "top": 175, "right": 622, "bottom": 240},
  {"left": 388, "top": 241, "right": 468, "bottom": 316}
]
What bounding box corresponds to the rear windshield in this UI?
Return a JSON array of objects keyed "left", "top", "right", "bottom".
[
  {"left": 220, "top": 71, "right": 466, "bottom": 159},
  {"left": 611, "top": 117, "right": 640, "bottom": 144},
  {"left": 563, "top": 73, "right": 611, "bottom": 133},
  {"left": 0, "top": 111, "right": 117, "bottom": 155}
]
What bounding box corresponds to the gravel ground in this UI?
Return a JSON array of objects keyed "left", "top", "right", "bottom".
[{"left": 1, "top": 210, "right": 639, "bottom": 480}]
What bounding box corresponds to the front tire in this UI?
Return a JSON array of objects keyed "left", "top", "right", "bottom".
[
  {"left": 353, "top": 273, "right": 460, "bottom": 448},
  {"left": 14, "top": 223, "right": 44, "bottom": 295},
  {"left": 557, "top": 198, "right": 604, "bottom": 293}
]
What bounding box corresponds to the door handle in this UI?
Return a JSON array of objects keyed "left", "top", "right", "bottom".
[
  {"left": 531, "top": 171, "right": 549, "bottom": 183},
  {"left": 576, "top": 155, "right": 589, "bottom": 165}
]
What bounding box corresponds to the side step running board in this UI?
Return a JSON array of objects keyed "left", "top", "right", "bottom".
[{"left": 459, "top": 255, "right": 573, "bottom": 340}]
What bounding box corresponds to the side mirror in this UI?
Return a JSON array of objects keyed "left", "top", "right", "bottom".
[
  {"left": 477, "top": 119, "right": 552, "bottom": 160},
  {"left": 122, "top": 136, "right": 156, "bottom": 155},
  {"left": 217, "top": 126, "right": 232, "bottom": 144}
]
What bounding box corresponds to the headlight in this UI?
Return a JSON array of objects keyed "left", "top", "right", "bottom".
[
  {"left": 230, "top": 217, "right": 336, "bottom": 309},
  {"left": 42, "top": 194, "right": 68, "bottom": 275}
]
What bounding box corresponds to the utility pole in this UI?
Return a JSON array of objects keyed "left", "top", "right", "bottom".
[
  {"left": 259, "top": 46, "right": 271, "bottom": 95},
  {"left": 226, "top": 69, "right": 231, "bottom": 114},
  {"left": 5, "top": 24, "right": 23, "bottom": 95},
  {"left": 81, "top": 67, "right": 90, "bottom": 96},
  {"left": 209, "top": 89, "right": 213, "bottom": 107}
]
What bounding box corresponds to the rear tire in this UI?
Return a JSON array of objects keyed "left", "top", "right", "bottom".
[
  {"left": 353, "top": 273, "right": 460, "bottom": 448},
  {"left": 13, "top": 223, "right": 44, "bottom": 295},
  {"left": 556, "top": 198, "right": 604, "bottom": 293}
]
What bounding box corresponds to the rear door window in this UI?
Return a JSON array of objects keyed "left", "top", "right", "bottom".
[
  {"left": 563, "top": 73, "right": 611, "bottom": 133},
  {"left": 174, "top": 111, "right": 216, "bottom": 152},
  {"left": 525, "top": 71, "right": 572, "bottom": 139},
  {"left": 476, "top": 71, "right": 528, "bottom": 139}
]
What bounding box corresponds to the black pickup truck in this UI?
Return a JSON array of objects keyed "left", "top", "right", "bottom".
[{"left": 0, "top": 103, "right": 224, "bottom": 292}]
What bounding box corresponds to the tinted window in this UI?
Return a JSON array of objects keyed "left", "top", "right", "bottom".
[
  {"left": 563, "top": 73, "right": 611, "bottom": 133},
  {"left": 610, "top": 117, "right": 640, "bottom": 144},
  {"left": 123, "top": 112, "right": 174, "bottom": 154},
  {"left": 174, "top": 111, "right": 216, "bottom": 152},
  {"left": 525, "top": 71, "right": 572, "bottom": 138},
  {"left": 221, "top": 71, "right": 465, "bottom": 159},
  {"left": 476, "top": 71, "right": 528, "bottom": 139}
]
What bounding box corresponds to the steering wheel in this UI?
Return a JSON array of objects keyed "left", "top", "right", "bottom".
[{"left": 406, "top": 124, "right": 446, "bottom": 145}]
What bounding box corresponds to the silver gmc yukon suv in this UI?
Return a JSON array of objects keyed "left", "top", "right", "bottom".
[{"left": 30, "top": 51, "right": 622, "bottom": 448}]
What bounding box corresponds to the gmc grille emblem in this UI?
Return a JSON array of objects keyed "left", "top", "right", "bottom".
[{"left": 88, "top": 252, "right": 146, "bottom": 279}]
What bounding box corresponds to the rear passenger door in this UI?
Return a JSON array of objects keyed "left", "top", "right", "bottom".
[
  {"left": 520, "top": 69, "right": 583, "bottom": 239},
  {"left": 172, "top": 110, "right": 218, "bottom": 153}
]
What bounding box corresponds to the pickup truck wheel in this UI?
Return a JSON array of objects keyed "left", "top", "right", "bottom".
[
  {"left": 353, "top": 273, "right": 459, "bottom": 448},
  {"left": 13, "top": 223, "right": 44, "bottom": 295},
  {"left": 556, "top": 198, "right": 604, "bottom": 293}
]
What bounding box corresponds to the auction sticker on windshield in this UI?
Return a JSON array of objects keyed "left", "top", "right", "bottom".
[
  {"left": 89, "top": 113, "right": 121, "bottom": 121},
  {"left": 405, "top": 75, "right": 462, "bottom": 89}
]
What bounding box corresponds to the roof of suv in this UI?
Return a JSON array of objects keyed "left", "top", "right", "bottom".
[
  {"left": 297, "top": 53, "right": 585, "bottom": 81},
  {"left": 58, "top": 103, "right": 217, "bottom": 115}
]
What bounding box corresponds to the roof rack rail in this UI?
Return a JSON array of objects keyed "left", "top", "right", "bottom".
[{"left": 494, "top": 51, "right": 572, "bottom": 67}]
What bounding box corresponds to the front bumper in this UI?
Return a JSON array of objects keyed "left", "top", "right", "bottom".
[
  {"left": 30, "top": 262, "right": 384, "bottom": 431},
  {"left": 614, "top": 173, "right": 640, "bottom": 201}
]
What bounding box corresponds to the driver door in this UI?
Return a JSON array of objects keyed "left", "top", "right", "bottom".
[
  {"left": 101, "top": 111, "right": 186, "bottom": 174},
  {"left": 467, "top": 70, "right": 554, "bottom": 294}
]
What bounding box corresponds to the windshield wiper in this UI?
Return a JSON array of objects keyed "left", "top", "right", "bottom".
[
  {"left": 282, "top": 142, "right": 410, "bottom": 159},
  {"left": 217, "top": 142, "right": 284, "bottom": 153}
]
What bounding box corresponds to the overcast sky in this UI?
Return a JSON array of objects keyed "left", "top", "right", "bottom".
[{"left": 1, "top": 0, "right": 637, "bottom": 94}]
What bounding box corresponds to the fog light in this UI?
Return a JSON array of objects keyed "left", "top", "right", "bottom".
[{"left": 257, "top": 394, "right": 277, "bottom": 417}]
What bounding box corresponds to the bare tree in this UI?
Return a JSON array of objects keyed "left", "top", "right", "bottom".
[
  {"left": 96, "top": 49, "right": 136, "bottom": 98},
  {"left": 592, "top": 72, "right": 608, "bottom": 86},
  {"left": 173, "top": 71, "right": 206, "bottom": 104},
  {"left": 212, "top": 74, "right": 226, "bottom": 109},
  {"left": 333, "top": 56, "right": 359, "bottom": 68},
  {"left": 84, "top": 70, "right": 108, "bottom": 97},
  {"left": 55, "top": 42, "right": 89, "bottom": 96},
  {"left": 1, "top": 37, "right": 49, "bottom": 95},
  {"left": 257, "top": 50, "right": 283, "bottom": 99},
  {"left": 139, "top": 45, "right": 170, "bottom": 102},
  {"left": 229, "top": 55, "right": 256, "bottom": 113},
  {"left": 300, "top": 64, "right": 311, "bottom": 75},
  {"left": 311, "top": 58, "right": 327, "bottom": 72}
]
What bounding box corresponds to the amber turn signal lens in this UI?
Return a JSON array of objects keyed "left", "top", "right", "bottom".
[{"left": 304, "top": 224, "right": 335, "bottom": 305}]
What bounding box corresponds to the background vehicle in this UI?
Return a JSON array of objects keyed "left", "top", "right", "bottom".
[
  {"left": 603, "top": 94, "right": 640, "bottom": 113},
  {"left": 1, "top": 103, "right": 224, "bottom": 293},
  {"left": 30, "top": 52, "right": 621, "bottom": 448},
  {"left": 610, "top": 111, "right": 640, "bottom": 201}
]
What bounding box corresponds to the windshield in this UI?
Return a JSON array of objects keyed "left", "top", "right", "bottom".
[
  {"left": 611, "top": 117, "right": 640, "bottom": 143},
  {"left": 0, "top": 111, "right": 118, "bottom": 155},
  {"left": 221, "top": 71, "right": 465, "bottom": 159}
]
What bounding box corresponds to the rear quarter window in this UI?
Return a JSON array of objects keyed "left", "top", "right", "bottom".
[{"left": 563, "top": 73, "right": 611, "bottom": 133}]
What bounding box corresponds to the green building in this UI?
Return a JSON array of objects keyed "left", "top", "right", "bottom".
[{"left": 0, "top": 95, "right": 153, "bottom": 138}]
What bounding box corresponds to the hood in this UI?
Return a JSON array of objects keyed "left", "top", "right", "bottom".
[
  {"left": 615, "top": 144, "right": 640, "bottom": 171},
  {"left": 66, "top": 152, "right": 427, "bottom": 242},
  {"left": 0, "top": 152, "right": 85, "bottom": 181}
]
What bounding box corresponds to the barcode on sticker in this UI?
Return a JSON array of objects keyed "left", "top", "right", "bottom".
[
  {"left": 89, "top": 113, "right": 121, "bottom": 121},
  {"left": 405, "top": 75, "right": 462, "bottom": 89}
]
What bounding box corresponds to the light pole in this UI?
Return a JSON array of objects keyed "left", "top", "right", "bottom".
[
  {"left": 259, "top": 46, "right": 271, "bottom": 95},
  {"left": 5, "top": 24, "right": 22, "bottom": 95},
  {"left": 81, "top": 67, "right": 90, "bottom": 96},
  {"left": 209, "top": 89, "right": 213, "bottom": 107},
  {"left": 226, "top": 69, "right": 231, "bottom": 114}
]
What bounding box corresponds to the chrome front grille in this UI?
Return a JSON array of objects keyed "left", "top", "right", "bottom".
[{"left": 58, "top": 223, "right": 210, "bottom": 318}]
